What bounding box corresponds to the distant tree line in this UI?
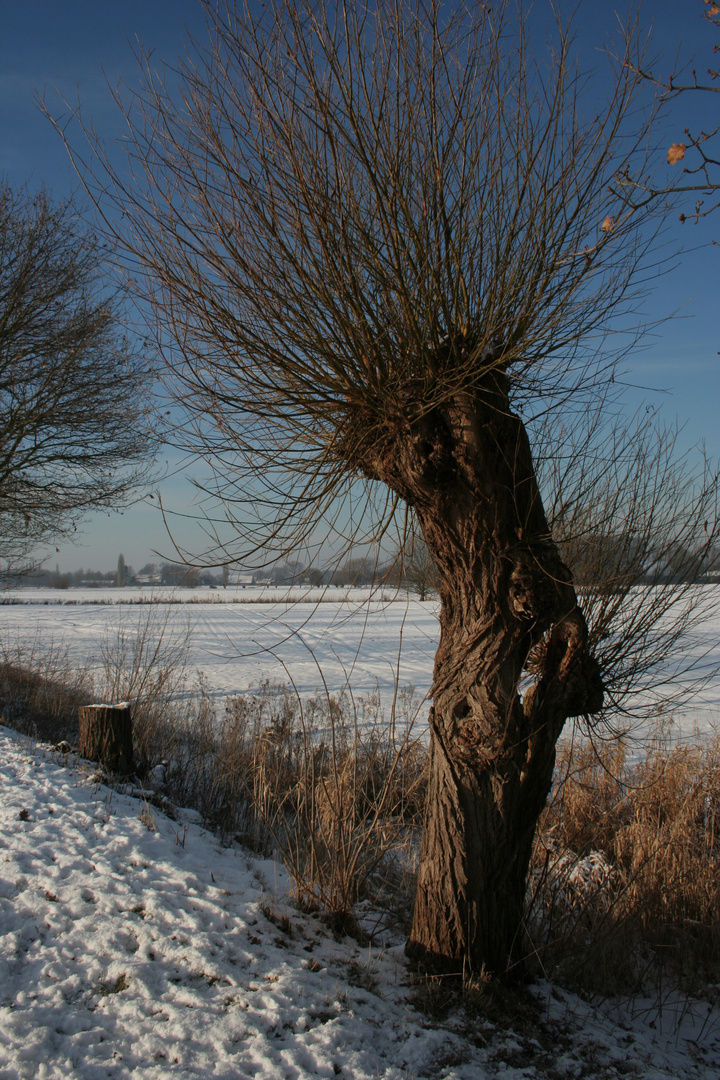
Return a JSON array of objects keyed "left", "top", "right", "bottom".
[
  {"left": 15, "top": 558, "right": 214, "bottom": 589},
  {"left": 11, "top": 535, "right": 720, "bottom": 594}
]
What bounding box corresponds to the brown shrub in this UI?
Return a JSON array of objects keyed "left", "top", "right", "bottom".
[{"left": 526, "top": 724, "right": 720, "bottom": 995}]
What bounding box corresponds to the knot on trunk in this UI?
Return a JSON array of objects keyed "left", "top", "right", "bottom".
[
  {"left": 509, "top": 560, "right": 536, "bottom": 618},
  {"left": 508, "top": 549, "right": 566, "bottom": 623},
  {"left": 524, "top": 614, "right": 604, "bottom": 721}
]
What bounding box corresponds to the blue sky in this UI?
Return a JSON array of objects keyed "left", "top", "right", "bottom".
[{"left": 1, "top": 0, "right": 717, "bottom": 572}]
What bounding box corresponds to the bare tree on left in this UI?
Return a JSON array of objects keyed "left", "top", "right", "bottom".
[{"left": 0, "top": 182, "right": 155, "bottom": 569}]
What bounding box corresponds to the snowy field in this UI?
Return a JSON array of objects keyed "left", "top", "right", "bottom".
[
  {"left": 0, "top": 586, "right": 440, "bottom": 720},
  {"left": 1, "top": 584, "right": 720, "bottom": 739},
  {"left": 1, "top": 723, "right": 719, "bottom": 1080}
]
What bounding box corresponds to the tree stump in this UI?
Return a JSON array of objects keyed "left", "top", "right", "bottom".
[{"left": 79, "top": 704, "right": 134, "bottom": 775}]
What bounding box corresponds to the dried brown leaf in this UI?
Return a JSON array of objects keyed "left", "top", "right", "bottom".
[{"left": 667, "top": 143, "right": 686, "bottom": 165}]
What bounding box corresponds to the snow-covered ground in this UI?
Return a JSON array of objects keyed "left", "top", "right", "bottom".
[
  {"left": 2, "top": 585, "right": 720, "bottom": 739},
  {"left": 1, "top": 724, "right": 719, "bottom": 1080}
]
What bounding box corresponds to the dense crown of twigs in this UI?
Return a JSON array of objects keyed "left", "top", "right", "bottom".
[
  {"left": 0, "top": 182, "right": 156, "bottom": 567},
  {"left": 64, "top": 1, "right": 661, "bottom": 535},
  {"left": 55, "top": 0, "right": 719, "bottom": 724}
]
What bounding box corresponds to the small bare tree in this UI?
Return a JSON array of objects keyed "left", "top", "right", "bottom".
[
  {"left": 116, "top": 553, "right": 127, "bottom": 587},
  {"left": 0, "top": 182, "right": 155, "bottom": 569},
  {"left": 56, "top": 0, "right": 719, "bottom": 975},
  {"left": 394, "top": 521, "right": 440, "bottom": 601}
]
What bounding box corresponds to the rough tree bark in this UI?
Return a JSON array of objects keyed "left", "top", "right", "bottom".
[
  {"left": 79, "top": 704, "right": 134, "bottom": 775},
  {"left": 356, "top": 363, "right": 603, "bottom": 975}
]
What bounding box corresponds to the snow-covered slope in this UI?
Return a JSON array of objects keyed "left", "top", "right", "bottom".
[{"left": 1, "top": 725, "right": 718, "bottom": 1079}]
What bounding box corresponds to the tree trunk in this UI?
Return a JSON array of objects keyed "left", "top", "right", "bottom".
[
  {"left": 79, "top": 704, "right": 134, "bottom": 775},
  {"left": 358, "top": 366, "right": 603, "bottom": 976}
]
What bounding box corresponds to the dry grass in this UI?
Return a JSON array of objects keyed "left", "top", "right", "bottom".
[
  {"left": 246, "top": 684, "right": 426, "bottom": 935},
  {"left": 96, "top": 606, "right": 194, "bottom": 776},
  {"left": 0, "top": 636, "right": 91, "bottom": 744},
  {"left": 0, "top": 622, "right": 426, "bottom": 940},
  {"left": 155, "top": 679, "right": 427, "bottom": 938},
  {"left": 526, "top": 724, "right": 720, "bottom": 995}
]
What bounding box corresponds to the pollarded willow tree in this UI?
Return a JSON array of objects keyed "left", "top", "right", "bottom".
[{"left": 60, "top": 0, "right": 712, "bottom": 974}]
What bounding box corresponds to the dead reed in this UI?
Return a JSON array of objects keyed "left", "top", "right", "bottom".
[
  {"left": 526, "top": 723, "right": 720, "bottom": 995},
  {"left": 154, "top": 679, "right": 427, "bottom": 938},
  {"left": 0, "top": 635, "right": 91, "bottom": 743}
]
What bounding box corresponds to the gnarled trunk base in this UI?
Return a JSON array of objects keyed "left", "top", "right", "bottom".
[{"left": 407, "top": 715, "right": 556, "bottom": 976}]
